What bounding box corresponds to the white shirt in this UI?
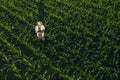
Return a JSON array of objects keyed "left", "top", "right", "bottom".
[{"left": 35, "top": 25, "right": 45, "bottom": 33}]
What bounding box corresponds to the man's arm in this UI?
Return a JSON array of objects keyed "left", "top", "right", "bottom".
[
  {"left": 35, "top": 26, "right": 38, "bottom": 33},
  {"left": 41, "top": 25, "right": 45, "bottom": 31},
  {"left": 43, "top": 25, "right": 45, "bottom": 31}
]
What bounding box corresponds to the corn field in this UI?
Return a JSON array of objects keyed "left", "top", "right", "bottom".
[{"left": 0, "top": 0, "right": 120, "bottom": 80}]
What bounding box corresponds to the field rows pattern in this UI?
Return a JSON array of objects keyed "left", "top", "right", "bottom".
[{"left": 0, "top": 0, "right": 120, "bottom": 80}]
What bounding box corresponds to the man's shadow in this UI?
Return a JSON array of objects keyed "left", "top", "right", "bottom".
[
  {"left": 38, "top": 0, "right": 45, "bottom": 22},
  {"left": 36, "top": 0, "right": 46, "bottom": 46}
]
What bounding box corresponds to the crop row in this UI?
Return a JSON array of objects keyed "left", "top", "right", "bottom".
[
  {"left": 45, "top": 1, "right": 119, "bottom": 42},
  {"left": 44, "top": 1, "right": 105, "bottom": 27},
  {"left": 1, "top": 3, "right": 38, "bottom": 22}
]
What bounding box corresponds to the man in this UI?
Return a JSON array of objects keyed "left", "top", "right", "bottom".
[{"left": 35, "top": 21, "right": 45, "bottom": 40}]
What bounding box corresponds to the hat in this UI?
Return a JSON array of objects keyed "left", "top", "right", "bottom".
[{"left": 36, "top": 21, "right": 43, "bottom": 25}]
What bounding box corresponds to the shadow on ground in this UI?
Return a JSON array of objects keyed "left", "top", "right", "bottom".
[{"left": 38, "top": 0, "right": 45, "bottom": 22}]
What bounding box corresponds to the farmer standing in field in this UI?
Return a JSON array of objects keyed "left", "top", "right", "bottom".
[{"left": 35, "top": 21, "right": 45, "bottom": 40}]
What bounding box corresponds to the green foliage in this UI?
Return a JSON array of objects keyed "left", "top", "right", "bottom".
[{"left": 0, "top": 0, "right": 120, "bottom": 80}]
